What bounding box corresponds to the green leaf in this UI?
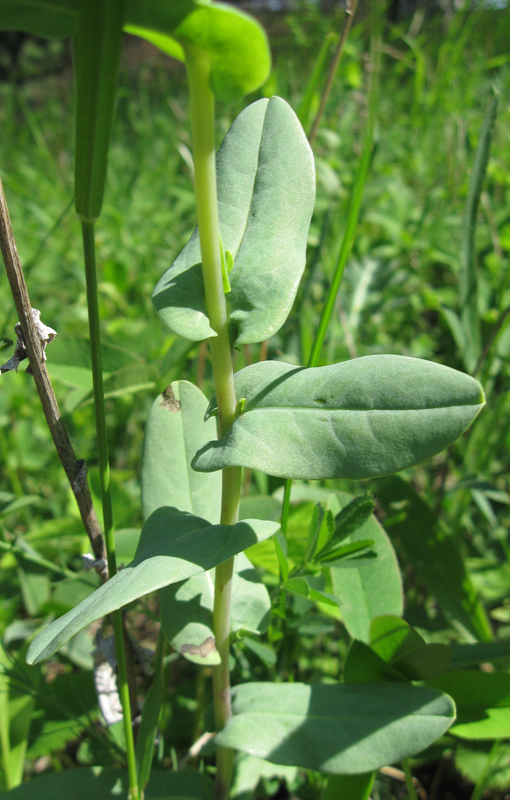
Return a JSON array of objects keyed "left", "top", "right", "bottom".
[
  {"left": 314, "top": 538, "right": 375, "bottom": 565},
  {"left": 376, "top": 475, "right": 492, "bottom": 642},
  {"left": 141, "top": 381, "right": 221, "bottom": 522},
  {"left": 343, "top": 640, "right": 409, "bottom": 684},
  {"left": 455, "top": 741, "right": 510, "bottom": 792},
  {"left": 0, "top": 1, "right": 197, "bottom": 45},
  {"left": 0, "top": 767, "right": 213, "bottom": 800},
  {"left": 370, "top": 615, "right": 451, "bottom": 681},
  {"left": 321, "top": 773, "right": 375, "bottom": 800},
  {"left": 0, "top": 0, "right": 79, "bottom": 38},
  {"left": 193, "top": 356, "right": 485, "bottom": 479},
  {"left": 214, "top": 682, "right": 456, "bottom": 774},
  {"left": 450, "top": 641, "right": 510, "bottom": 669},
  {"left": 160, "top": 553, "right": 271, "bottom": 666},
  {"left": 128, "top": 3, "right": 270, "bottom": 104},
  {"left": 153, "top": 97, "right": 315, "bottom": 345},
  {"left": 316, "top": 494, "right": 375, "bottom": 559},
  {"left": 283, "top": 577, "right": 341, "bottom": 608},
  {"left": 428, "top": 670, "right": 510, "bottom": 740},
  {"left": 74, "top": 0, "right": 127, "bottom": 222},
  {"left": 27, "top": 508, "right": 279, "bottom": 665}
]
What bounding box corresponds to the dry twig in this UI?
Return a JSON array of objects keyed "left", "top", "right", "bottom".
[{"left": 0, "top": 176, "right": 107, "bottom": 582}]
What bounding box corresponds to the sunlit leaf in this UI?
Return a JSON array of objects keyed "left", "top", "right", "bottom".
[
  {"left": 194, "top": 356, "right": 484, "bottom": 479},
  {"left": 214, "top": 682, "right": 456, "bottom": 774},
  {"left": 27, "top": 509, "right": 278, "bottom": 664},
  {"left": 153, "top": 97, "right": 314, "bottom": 344}
]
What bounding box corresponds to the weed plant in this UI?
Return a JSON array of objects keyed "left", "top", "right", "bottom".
[{"left": 0, "top": 2, "right": 510, "bottom": 799}]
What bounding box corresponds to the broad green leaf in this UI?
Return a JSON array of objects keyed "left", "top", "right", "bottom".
[
  {"left": 428, "top": 671, "right": 510, "bottom": 740},
  {"left": 129, "top": 3, "right": 270, "bottom": 104},
  {"left": 343, "top": 640, "right": 408, "bottom": 684},
  {"left": 214, "top": 682, "right": 456, "bottom": 774},
  {"left": 376, "top": 475, "right": 492, "bottom": 642},
  {"left": 74, "top": 0, "right": 127, "bottom": 222},
  {"left": 194, "top": 356, "right": 484, "bottom": 479},
  {"left": 160, "top": 553, "right": 271, "bottom": 666},
  {"left": 141, "top": 381, "right": 221, "bottom": 522},
  {"left": 27, "top": 508, "right": 278, "bottom": 664},
  {"left": 153, "top": 97, "right": 315, "bottom": 345},
  {"left": 369, "top": 616, "right": 451, "bottom": 681},
  {"left": 322, "top": 773, "right": 375, "bottom": 800},
  {"left": 0, "top": 0, "right": 79, "bottom": 37},
  {"left": 1, "top": 767, "right": 213, "bottom": 800}
]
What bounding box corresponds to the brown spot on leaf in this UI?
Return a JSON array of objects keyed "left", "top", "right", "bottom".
[
  {"left": 160, "top": 385, "right": 181, "bottom": 412},
  {"left": 180, "top": 636, "right": 217, "bottom": 659}
]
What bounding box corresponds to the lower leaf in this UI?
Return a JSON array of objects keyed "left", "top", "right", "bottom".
[
  {"left": 214, "top": 681, "right": 456, "bottom": 774},
  {"left": 27, "top": 509, "right": 278, "bottom": 665}
]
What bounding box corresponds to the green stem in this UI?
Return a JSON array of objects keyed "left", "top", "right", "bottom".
[
  {"left": 185, "top": 46, "right": 241, "bottom": 800},
  {"left": 81, "top": 221, "right": 139, "bottom": 800},
  {"left": 402, "top": 759, "right": 418, "bottom": 800}
]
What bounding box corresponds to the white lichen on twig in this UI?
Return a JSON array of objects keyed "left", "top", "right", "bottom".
[{"left": 1, "top": 308, "right": 56, "bottom": 374}]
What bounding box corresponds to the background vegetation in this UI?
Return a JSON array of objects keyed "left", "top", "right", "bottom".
[{"left": 1, "top": 1, "right": 510, "bottom": 797}]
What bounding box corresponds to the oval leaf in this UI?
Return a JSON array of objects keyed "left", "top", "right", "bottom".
[
  {"left": 153, "top": 97, "right": 315, "bottom": 345},
  {"left": 160, "top": 552, "right": 271, "bottom": 665},
  {"left": 141, "top": 381, "right": 221, "bottom": 522},
  {"left": 26, "top": 508, "right": 279, "bottom": 665},
  {"left": 128, "top": 3, "right": 270, "bottom": 104},
  {"left": 214, "top": 682, "right": 456, "bottom": 774},
  {"left": 193, "top": 356, "right": 485, "bottom": 479}
]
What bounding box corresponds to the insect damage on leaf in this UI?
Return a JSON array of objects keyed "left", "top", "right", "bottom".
[
  {"left": 160, "top": 385, "right": 182, "bottom": 412},
  {"left": 180, "top": 636, "right": 218, "bottom": 659}
]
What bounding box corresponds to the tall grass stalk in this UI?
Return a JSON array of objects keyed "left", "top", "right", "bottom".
[{"left": 81, "top": 220, "right": 139, "bottom": 800}]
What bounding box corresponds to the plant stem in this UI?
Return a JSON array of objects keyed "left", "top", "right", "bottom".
[
  {"left": 185, "top": 46, "right": 241, "bottom": 800},
  {"left": 402, "top": 759, "right": 418, "bottom": 800},
  {"left": 81, "top": 220, "right": 139, "bottom": 800}
]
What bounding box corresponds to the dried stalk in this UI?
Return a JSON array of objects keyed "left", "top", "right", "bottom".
[{"left": 0, "top": 176, "right": 107, "bottom": 581}]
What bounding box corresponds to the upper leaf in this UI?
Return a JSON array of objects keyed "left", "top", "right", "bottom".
[
  {"left": 0, "top": 1, "right": 269, "bottom": 104},
  {"left": 128, "top": 3, "right": 271, "bottom": 104},
  {"left": 26, "top": 508, "right": 278, "bottom": 664},
  {"left": 0, "top": 0, "right": 80, "bottom": 37},
  {"left": 153, "top": 97, "right": 315, "bottom": 345},
  {"left": 214, "top": 681, "right": 456, "bottom": 774},
  {"left": 193, "top": 355, "right": 485, "bottom": 479}
]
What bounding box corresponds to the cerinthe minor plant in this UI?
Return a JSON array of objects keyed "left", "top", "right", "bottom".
[{"left": 1, "top": 2, "right": 489, "bottom": 800}]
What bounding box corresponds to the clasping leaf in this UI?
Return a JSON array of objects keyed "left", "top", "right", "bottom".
[{"left": 193, "top": 355, "right": 485, "bottom": 480}]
